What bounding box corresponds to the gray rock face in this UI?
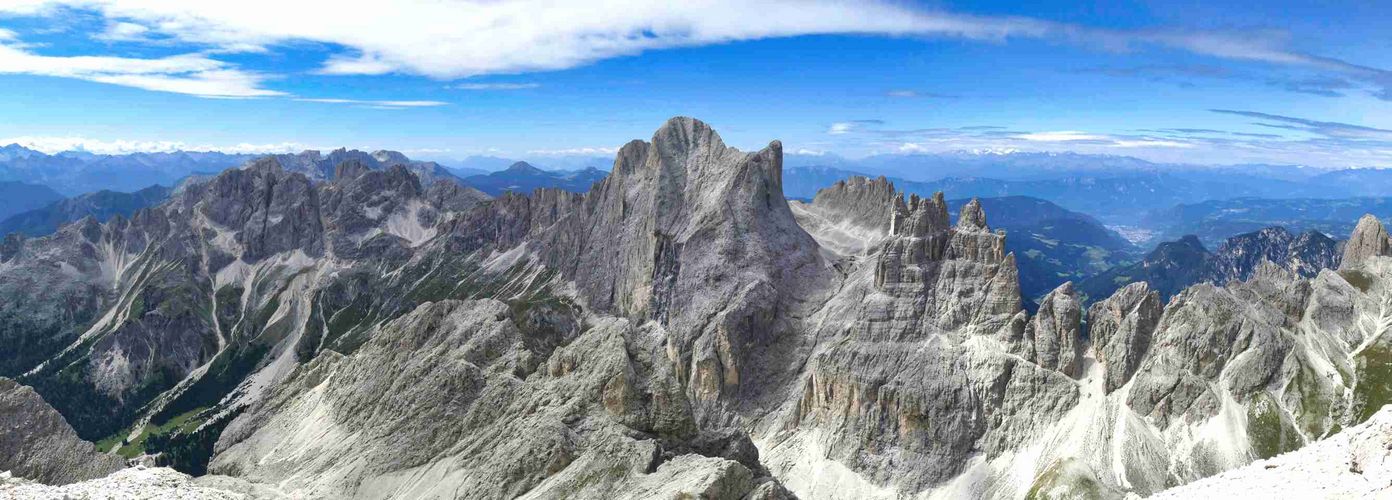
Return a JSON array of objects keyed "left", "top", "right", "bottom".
[
  {"left": 789, "top": 176, "right": 899, "bottom": 255},
  {"left": 1341, "top": 213, "right": 1392, "bottom": 269},
  {"left": 1086, "top": 282, "right": 1162, "bottom": 393},
  {"left": 211, "top": 299, "right": 784, "bottom": 499},
  {"left": 1022, "top": 282, "right": 1084, "bottom": 378},
  {"left": 810, "top": 176, "right": 898, "bottom": 233},
  {"left": 0, "top": 377, "right": 124, "bottom": 484}
]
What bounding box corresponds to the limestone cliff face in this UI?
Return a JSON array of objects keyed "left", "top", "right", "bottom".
[
  {"left": 770, "top": 187, "right": 1078, "bottom": 493},
  {"left": 1021, "top": 282, "right": 1084, "bottom": 378}
]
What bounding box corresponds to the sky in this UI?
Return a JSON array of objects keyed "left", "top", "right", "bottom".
[{"left": 0, "top": 0, "right": 1389, "bottom": 168}]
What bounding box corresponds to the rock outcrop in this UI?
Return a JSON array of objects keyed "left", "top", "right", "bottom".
[
  {"left": 1086, "top": 282, "right": 1162, "bottom": 393},
  {"left": 1022, "top": 282, "right": 1084, "bottom": 378},
  {"left": 789, "top": 175, "right": 898, "bottom": 255},
  {"left": 1341, "top": 213, "right": 1392, "bottom": 269},
  {"left": 0, "top": 377, "right": 124, "bottom": 484}
]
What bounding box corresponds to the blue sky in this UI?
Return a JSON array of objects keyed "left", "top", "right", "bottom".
[{"left": 0, "top": 0, "right": 1388, "bottom": 168}]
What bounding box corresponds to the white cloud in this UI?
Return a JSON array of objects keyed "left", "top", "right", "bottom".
[
  {"left": 95, "top": 21, "right": 150, "bottom": 41},
  {"left": 0, "top": 42, "right": 281, "bottom": 97},
  {"left": 1110, "top": 138, "right": 1192, "bottom": 148},
  {"left": 0, "top": 28, "right": 16, "bottom": 41},
  {"left": 828, "top": 123, "right": 855, "bottom": 135},
  {"left": 1, "top": 135, "right": 313, "bottom": 154},
  {"left": 1014, "top": 131, "right": 1110, "bottom": 142},
  {"left": 2, "top": 1, "right": 1047, "bottom": 79},
  {"left": 0, "top": 1, "right": 1385, "bottom": 99},
  {"left": 451, "top": 82, "right": 541, "bottom": 90},
  {"left": 293, "top": 98, "right": 447, "bottom": 108}
]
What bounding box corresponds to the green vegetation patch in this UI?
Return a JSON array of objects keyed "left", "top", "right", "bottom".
[
  {"left": 1246, "top": 392, "right": 1302, "bottom": 459},
  {"left": 1339, "top": 270, "right": 1375, "bottom": 293},
  {"left": 1353, "top": 342, "right": 1392, "bottom": 423},
  {"left": 1025, "top": 458, "right": 1108, "bottom": 500}
]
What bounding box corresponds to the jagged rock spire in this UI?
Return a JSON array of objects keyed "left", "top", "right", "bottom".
[
  {"left": 956, "top": 198, "right": 988, "bottom": 231},
  {"left": 1340, "top": 214, "right": 1392, "bottom": 270},
  {"left": 1023, "top": 281, "right": 1084, "bottom": 378}
]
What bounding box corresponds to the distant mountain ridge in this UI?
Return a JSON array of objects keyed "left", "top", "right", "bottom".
[
  {"left": 461, "top": 161, "right": 607, "bottom": 195},
  {"left": 1144, "top": 196, "right": 1392, "bottom": 246},
  {"left": 0, "top": 181, "right": 64, "bottom": 221},
  {"left": 0, "top": 144, "right": 257, "bottom": 195},
  {"left": 1077, "top": 226, "right": 1341, "bottom": 302},
  {"left": 0, "top": 185, "right": 173, "bottom": 238}
]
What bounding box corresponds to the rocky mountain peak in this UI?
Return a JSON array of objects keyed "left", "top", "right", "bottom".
[
  {"left": 1341, "top": 213, "right": 1392, "bottom": 269},
  {"left": 1022, "top": 281, "right": 1084, "bottom": 377},
  {"left": 891, "top": 191, "right": 950, "bottom": 237},
  {"left": 956, "top": 197, "right": 988, "bottom": 231},
  {"left": 370, "top": 150, "right": 411, "bottom": 166},
  {"left": 809, "top": 175, "right": 898, "bottom": 232},
  {"left": 243, "top": 156, "right": 285, "bottom": 175},
  {"left": 650, "top": 116, "right": 726, "bottom": 159},
  {"left": 333, "top": 159, "right": 373, "bottom": 180},
  {"left": 504, "top": 161, "right": 543, "bottom": 174}
]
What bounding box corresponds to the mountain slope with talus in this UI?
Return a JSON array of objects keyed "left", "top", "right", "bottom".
[{"left": 2, "top": 119, "right": 1391, "bottom": 499}]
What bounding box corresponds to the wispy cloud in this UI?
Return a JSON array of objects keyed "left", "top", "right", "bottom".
[
  {"left": 450, "top": 82, "right": 541, "bottom": 90},
  {"left": 1209, "top": 109, "right": 1392, "bottom": 141},
  {"left": 0, "top": 42, "right": 282, "bottom": 97},
  {"left": 3, "top": 1, "right": 1387, "bottom": 99},
  {"left": 817, "top": 110, "right": 1392, "bottom": 167},
  {"left": 886, "top": 89, "right": 960, "bottom": 98},
  {"left": 828, "top": 120, "right": 884, "bottom": 135},
  {"left": 1084, "top": 64, "right": 1367, "bottom": 98},
  {"left": 293, "top": 98, "right": 448, "bottom": 108}
]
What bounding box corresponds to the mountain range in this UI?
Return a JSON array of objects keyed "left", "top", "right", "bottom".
[
  {"left": 459, "top": 161, "right": 608, "bottom": 196},
  {"left": 1144, "top": 196, "right": 1392, "bottom": 247},
  {"left": 0, "top": 118, "right": 1390, "bottom": 499},
  {"left": 1077, "top": 227, "right": 1342, "bottom": 303}
]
